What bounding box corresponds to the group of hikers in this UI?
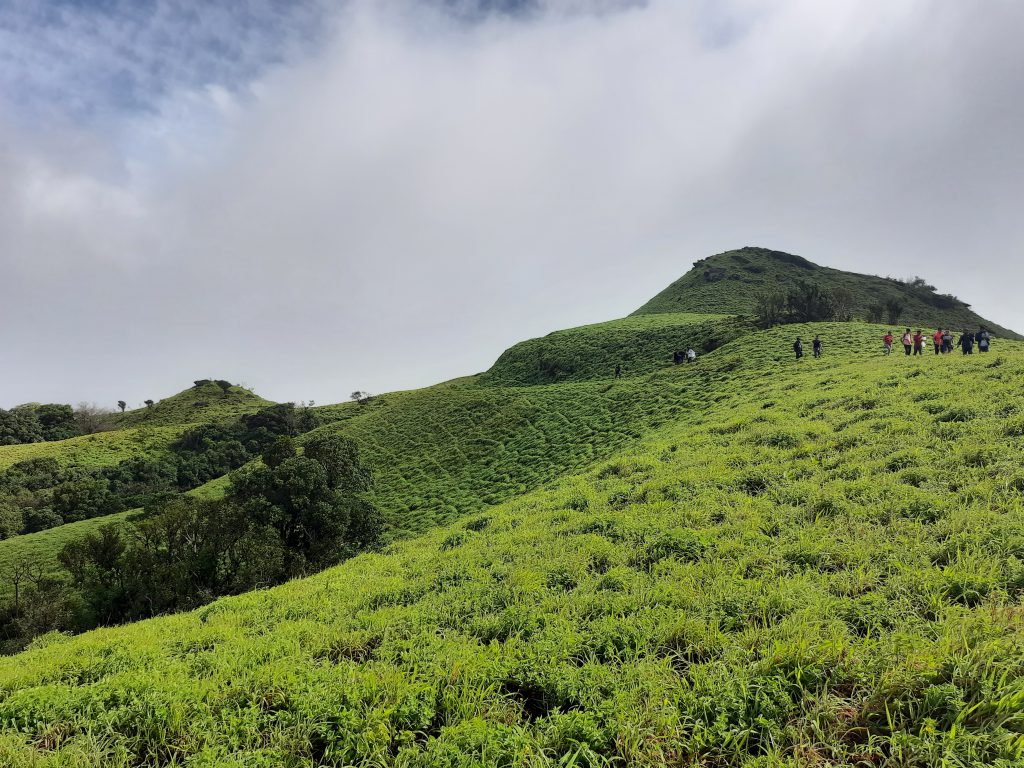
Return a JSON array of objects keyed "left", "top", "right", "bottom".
[
  {"left": 793, "top": 327, "right": 993, "bottom": 360},
  {"left": 883, "top": 327, "right": 991, "bottom": 356},
  {"left": 793, "top": 336, "right": 824, "bottom": 360},
  {"left": 673, "top": 348, "right": 697, "bottom": 365}
]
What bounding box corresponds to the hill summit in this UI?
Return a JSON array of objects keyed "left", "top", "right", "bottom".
[{"left": 633, "top": 246, "right": 1020, "bottom": 338}]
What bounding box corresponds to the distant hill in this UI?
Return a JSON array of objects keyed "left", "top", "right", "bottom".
[
  {"left": 116, "top": 380, "right": 274, "bottom": 427},
  {"left": 633, "top": 246, "right": 1021, "bottom": 338}
]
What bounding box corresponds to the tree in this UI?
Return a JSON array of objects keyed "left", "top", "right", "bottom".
[
  {"left": 52, "top": 477, "right": 119, "bottom": 524},
  {"left": 215, "top": 380, "right": 232, "bottom": 398},
  {"left": 117, "top": 400, "right": 127, "bottom": 413},
  {"left": 35, "top": 404, "right": 78, "bottom": 441},
  {"left": 261, "top": 437, "right": 296, "bottom": 469},
  {"left": 350, "top": 391, "right": 373, "bottom": 406},
  {"left": 885, "top": 298, "right": 906, "bottom": 324},
  {"left": 867, "top": 302, "right": 885, "bottom": 323},
  {"left": 830, "top": 288, "right": 855, "bottom": 322},
  {"left": 74, "top": 403, "right": 116, "bottom": 434},
  {"left": 193, "top": 380, "right": 211, "bottom": 388},
  {"left": 0, "top": 407, "right": 42, "bottom": 446},
  {"left": 754, "top": 292, "right": 786, "bottom": 329},
  {"left": 784, "top": 281, "right": 835, "bottom": 324},
  {"left": 144, "top": 400, "right": 155, "bottom": 409}
]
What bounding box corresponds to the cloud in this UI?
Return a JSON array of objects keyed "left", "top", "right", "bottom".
[{"left": 1, "top": 0, "right": 1023, "bottom": 408}]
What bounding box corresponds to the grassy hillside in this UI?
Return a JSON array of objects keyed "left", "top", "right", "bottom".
[
  {"left": 116, "top": 381, "right": 273, "bottom": 428},
  {"left": 634, "top": 246, "right": 1021, "bottom": 338},
  {"left": 3, "top": 326, "right": 1023, "bottom": 766},
  {"left": 479, "top": 313, "right": 746, "bottom": 387},
  {"left": 0, "top": 426, "right": 183, "bottom": 473}
]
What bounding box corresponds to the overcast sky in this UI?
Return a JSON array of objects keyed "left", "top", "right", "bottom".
[{"left": 2, "top": 0, "right": 1023, "bottom": 409}]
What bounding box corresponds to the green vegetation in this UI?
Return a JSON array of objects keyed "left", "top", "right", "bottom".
[
  {"left": 0, "top": 427, "right": 183, "bottom": 473},
  {"left": 2, "top": 324, "right": 1023, "bottom": 765},
  {"left": 117, "top": 381, "right": 274, "bottom": 428},
  {"left": 635, "top": 246, "right": 1020, "bottom": 338},
  {"left": 479, "top": 313, "right": 744, "bottom": 386},
  {"left": 2, "top": 250, "right": 1023, "bottom": 765}
]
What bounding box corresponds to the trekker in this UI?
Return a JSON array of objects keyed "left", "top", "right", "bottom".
[
  {"left": 902, "top": 329, "right": 913, "bottom": 356},
  {"left": 673, "top": 350, "right": 682, "bottom": 365},
  {"left": 978, "top": 328, "right": 991, "bottom": 353},
  {"left": 913, "top": 330, "right": 924, "bottom": 356},
  {"left": 794, "top": 337, "right": 803, "bottom": 360},
  {"left": 614, "top": 364, "right": 622, "bottom": 379},
  {"left": 686, "top": 348, "right": 696, "bottom": 363},
  {"left": 959, "top": 330, "right": 975, "bottom": 355},
  {"left": 812, "top": 335, "right": 822, "bottom": 358},
  {"left": 932, "top": 329, "right": 943, "bottom": 355},
  {"left": 883, "top": 331, "right": 894, "bottom": 355},
  {"left": 942, "top": 329, "right": 953, "bottom": 353}
]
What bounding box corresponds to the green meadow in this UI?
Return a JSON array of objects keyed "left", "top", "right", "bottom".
[{"left": 2, "top": 318, "right": 1024, "bottom": 766}]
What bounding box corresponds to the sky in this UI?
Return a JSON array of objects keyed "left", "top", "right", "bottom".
[{"left": 2, "top": 0, "right": 1023, "bottom": 409}]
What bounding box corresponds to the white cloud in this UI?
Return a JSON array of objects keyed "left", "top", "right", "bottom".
[{"left": 1, "top": 0, "right": 1023, "bottom": 408}]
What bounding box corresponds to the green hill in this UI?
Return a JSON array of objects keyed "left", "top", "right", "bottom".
[
  {"left": 634, "top": 246, "right": 1021, "bottom": 338},
  {"left": 479, "top": 313, "right": 748, "bottom": 387},
  {"left": 0, "top": 426, "right": 183, "bottom": 473},
  {"left": 117, "top": 381, "right": 274, "bottom": 427},
  {"left": 3, "top": 252, "right": 1024, "bottom": 766},
  {"left": 2, "top": 324, "right": 1024, "bottom": 766}
]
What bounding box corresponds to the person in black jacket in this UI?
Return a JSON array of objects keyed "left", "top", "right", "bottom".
[
  {"left": 794, "top": 337, "right": 804, "bottom": 360},
  {"left": 958, "top": 330, "right": 975, "bottom": 355},
  {"left": 977, "top": 328, "right": 991, "bottom": 353}
]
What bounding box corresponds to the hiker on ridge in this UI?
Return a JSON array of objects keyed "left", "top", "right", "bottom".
[
  {"left": 913, "top": 330, "right": 924, "bottom": 356},
  {"left": 932, "top": 329, "right": 943, "bottom": 355},
  {"left": 812, "top": 336, "right": 822, "bottom": 359},
  {"left": 901, "top": 329, "right": 913, "bottom": 356},
  {"left": 883, "top": 331, "right": 894, "bottom": 355},
  {"left": 794, "top": 337, "right": 804, "bottom": 360},
  {"left": 959, "top": 330, "right": 975, "bottom": 355},
  {"left": 977, "top": 328, "right": 991, "bottom": 353}
]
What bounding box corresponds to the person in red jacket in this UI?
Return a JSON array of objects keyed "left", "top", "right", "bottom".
[
  {"left": 932, "top": 329, "right": 943, "bottom": 355},
  {"left": 912, "top": 330, "right": 924, "bottom": 356},
  {"left": 883, "top": 331, "right": 894, "bottom": 355}
]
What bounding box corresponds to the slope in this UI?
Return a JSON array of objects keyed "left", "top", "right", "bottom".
[
  {"left": 3, "top": 326, "right": 1024, "bottom": 766},
  {"left": 116, "top": 381, "right": 274, "bottom": 428},
  {"left": 634, "top": 246, "right": 1021, "bottom": 338},
  {"left": 0, "top": 426, "right": 183, "bottom": 473},
  {"left": 478, "top": 312, "right": 748, "bottom": 387}
]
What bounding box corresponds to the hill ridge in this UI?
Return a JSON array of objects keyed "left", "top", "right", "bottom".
[{"left": 633, "top": 245, "right": 1020, "bottom": 338}]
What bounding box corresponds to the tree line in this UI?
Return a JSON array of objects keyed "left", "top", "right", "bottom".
[
  {"left": 754, "top": 277, "right": 964, "bottom": 329},
  {"left": 0, "top": 402, "right": 320, "bottom": 539},
  {"left": 0, "top": 431, "right": 381, "bottom": 653}
]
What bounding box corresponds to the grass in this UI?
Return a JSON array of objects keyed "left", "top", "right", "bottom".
[
  {"left": 117, "top": 382, "right": 274, "bottom": 428},
  {"left": 478, "top": 313, "right": 744, "bottom": 386},
  {"left": 2, "top": 324, "right": 1024, "bottom": 765},
  {"left": 0, "top": 426, "right": 184, "bottom": 473},
  {"left": 634, "top": 246, "right": 1021, "bottom": 339}
]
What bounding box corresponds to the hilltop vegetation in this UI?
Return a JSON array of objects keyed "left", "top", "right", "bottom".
[
  {"left": 479, "top": 313, "right": 747, "bottom": 387},
  {"left": 635, "top": 247, "right": 1020, "bottom": 338},
  {"left": 2, "top": 324, "right": 1023, "bottom": 766},
  {"left": 117, "top": 380, "right": 274, "bottom": 428}
]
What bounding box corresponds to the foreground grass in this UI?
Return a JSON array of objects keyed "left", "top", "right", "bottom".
[{"left": 2, "top": 329, "right": 1023, "bottom": 766}]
